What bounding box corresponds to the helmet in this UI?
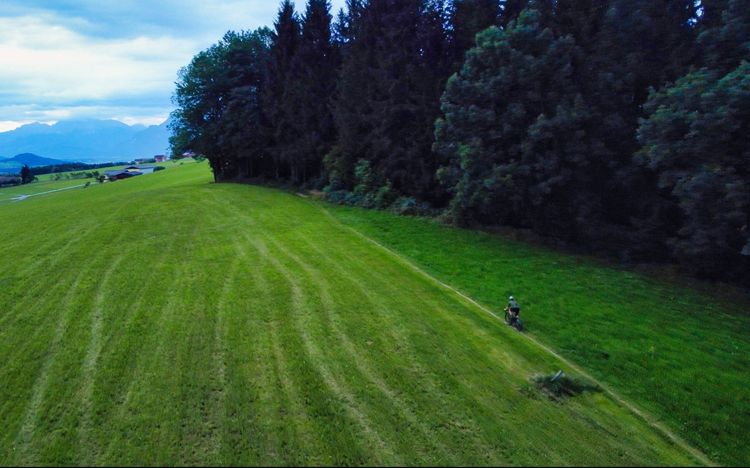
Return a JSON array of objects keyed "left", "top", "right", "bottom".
[{"left": 509, "top": 295, "right": 514, "bottom": 301}]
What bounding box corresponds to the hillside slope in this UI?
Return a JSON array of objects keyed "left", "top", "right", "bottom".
[
  {"left": 0, "top": 163, "right": 706, "bottom": 465},
  {"left": 0, "top": 153, "right": 68, "bottom": 168},
  {"left": 328, "top": 205, "right": 750, "bottom": 466}
]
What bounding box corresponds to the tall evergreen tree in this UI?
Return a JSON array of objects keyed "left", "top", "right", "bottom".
[
  {"left": 435, "top": 9, "right": 596, "bottom": 238},
  {"left": 222, "top": 29, "right": 274, "bottom": 179},
  {"left": 282, "top": 0, "right": 338, "bottom": 185},
  {"left": 330, "top": 0, "right": 451, "bottom": 202},
  {"left": 500, "top": 0, "right": 529, "bottom": 25},
  {"left": 637, "top": 0, "right": 750, "bottom": 280},
  {"left": 265, "top": 1, "right": 302, "bottom": 179},
  {"left": 450, "top": 0, "right": 500, "bottom": 65},
  {"left": 697, "top": 0, "right": 750, "bottom": 72},
  {"left": 566, "top": 0, "right": 701, "bottom": 254},
  {"left": 20, "top": 165, "right": 32, "bottom": 185}
]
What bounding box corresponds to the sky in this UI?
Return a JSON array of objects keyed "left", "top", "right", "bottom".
[{"left": 0, "top": 0, "right": 345, "bottom": 132}]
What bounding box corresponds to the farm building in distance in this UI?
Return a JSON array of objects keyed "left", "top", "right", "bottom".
[
  {"left": 154, "top": 155, "right": 167, "bottom": 162},
  {"left": 126, "top": 165, "right": 158, "bottom": 174},
  {"left": 105, "top": 165, "right": 164, "bottom": 180},
  {"left": 104, "top": 170, "right": 141, "bottom": 180}
]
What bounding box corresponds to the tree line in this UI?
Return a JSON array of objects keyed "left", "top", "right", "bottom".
[{"left": 170, "top": 0, "right": 749, "bottom": 283}]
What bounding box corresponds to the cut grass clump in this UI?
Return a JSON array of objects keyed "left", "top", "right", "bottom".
[{"left": 532, "top": 371, "right": 601, "bottom": 402}]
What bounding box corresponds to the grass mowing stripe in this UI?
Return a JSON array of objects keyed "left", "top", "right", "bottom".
[
  {"left": 205, "top": 254, "right": 239, "bottom": 464},
  {"left": 94, "top": 214, "right": 207, "bottom": 465},
  {"left": 218, "top": 193, "right": 454, "bottom": 463},
  {"left": 224, "top": 191, "right": 401, "bottom": 463},
  {"left": 2, "top": 231, "right": 131, "bottom": 458},
  {"left": 242, "top": 237, "right": 316, "bottom": 465},
  {"left": 202, "top": 189, "right": 277, "bottom": 464},
  {"left": 290, "top": 231, "right": 507, "bottom": 463},
  {"left": 312, "top": 199, "right": 715, "bottom": 467},
  {"left": 0, "top": 199, "right": 131, "bottom": 328},
  {"left": 262, "top": 233, "right": 457, "bottom": 465},
  {"left": 11, "top": 213, "right": 141, "bottom": 463},
  {"left": 226, "top": 190, "right": 468, "bottom": 463},
  {"left": 291, "top": 232, "right": 582, "bottom": 464},
  {"left": 78, "top": 254, "right": 127, "bottom": 464},
  {"left": 249, "top": 235, "right": 390, "bottom": 465},
  {"left": 11, "top": 263, "right": 96, "bottom": 464},
  {"left": 249, "top": 236, "right": 345, "bottom": 464},
  {"left": 86, "top": 235, "right": 184, "bottom": 463}
]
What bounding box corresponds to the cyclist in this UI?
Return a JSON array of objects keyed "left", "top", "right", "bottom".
[{"left": 505, "top": 295, "right": 520, "bottom": 321}]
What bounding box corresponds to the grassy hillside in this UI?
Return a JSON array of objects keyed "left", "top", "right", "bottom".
[
  {"left": 326, "top": 205, "right": 750, "bottom": 466},
  {"left": 0, "top": 161, "right": 727, "bottom": 465}
]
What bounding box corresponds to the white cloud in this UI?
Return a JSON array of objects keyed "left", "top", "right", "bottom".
[
  {"left": 0, "top": 16, "right": 197, "bottom": 102},
  {"left": 0, "top": 0, "right": 347, "bottom": 129}
]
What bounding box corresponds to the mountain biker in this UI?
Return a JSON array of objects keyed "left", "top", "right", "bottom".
[{"left": 505, "top": 295, "right": 520, "bottom": 321}]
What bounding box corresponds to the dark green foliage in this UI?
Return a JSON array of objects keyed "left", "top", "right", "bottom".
[
  {"left": 170, "top": 29, "right": 272, "bottom": 181},
  {"left": 697, "top": 0, "right": 750, "bottom": 73},
  {"left": 283, "top": 0, "right": 338, "bottom": 185},
  {"left": 28, "top": 162, "right": 129, "bottom": 177},
  {"left": 635, "top": 0, "right": 750, "bottom": 280},
  {"left": 329, "top": 0, "right": 452, "bottom": 202},
  {"left": 500, "top": 0, "right": 529, "bottom": 25},
  {"left": 435, "top": 10, "right": 595, "bottom": 239},
  {"left": 168, "top": 0, "right": 749, "bottom": 284},
  {"left": 265, "top": 1, "right": 302, "bottom": 180},
  {"left": 450, "top": 0, "right": 500, "bottom": 64},
  {"left": 20, "top": 165, "right": 34, "bottom": 185},
  {"left": 638, "top": 67, "right": 750, "bottom": 279}
]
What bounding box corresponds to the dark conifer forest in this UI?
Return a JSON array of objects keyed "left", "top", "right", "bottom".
[{"left": 170, "top": 0, "right": 750, "bottom": 284}]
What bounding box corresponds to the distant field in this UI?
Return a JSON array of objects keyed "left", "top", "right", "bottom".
[
  {"left": 0, "top": 161, "right": 738, "bottom": 465},
  {"left": 0, "top": 160, "right": 192, "bottom": 201},
  {"left": 34, "top": 159, "right": 190, "bottom": 182}
]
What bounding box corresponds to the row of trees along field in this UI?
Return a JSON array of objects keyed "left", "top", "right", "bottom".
[{"left": 170, "top": 0, "right": 750, "bottom": 284}]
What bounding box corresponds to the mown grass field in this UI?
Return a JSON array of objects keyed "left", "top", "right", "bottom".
[
  {"left": 328, "top": 207, "right": 750, "bottom": 466},
  {"left": 0, "top": 161, "right": 743, "bottom": 465}
]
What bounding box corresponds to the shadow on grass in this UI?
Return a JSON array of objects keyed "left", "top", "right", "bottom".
[{"left": 525, "top": 372, "right": 602, "bottom": 402}]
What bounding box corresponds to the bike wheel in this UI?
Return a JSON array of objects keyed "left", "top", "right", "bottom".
[
  {"left": 514, "top": 318, "right": 524, "bottom": 332},
  {"left": 504, "top": 311, "right": 512, "bottom": 325}
]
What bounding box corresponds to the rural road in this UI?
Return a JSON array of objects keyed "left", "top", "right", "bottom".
[{"left": 8, "top": 183, "right": 88, "bottom": 202}]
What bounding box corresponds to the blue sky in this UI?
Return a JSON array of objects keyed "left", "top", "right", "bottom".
[{"left": 0, "top": 0, "right": 345, "bottom": 132}]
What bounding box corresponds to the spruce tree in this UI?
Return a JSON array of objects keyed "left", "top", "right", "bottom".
[
  {"left": 281, "top": 0, "right": 337, "bottom": 185},
  {"left": 20, "top": 165, "right": 32, "bottom": 185},
  {"left": 330, "top": 0, "right": 451, "bottom": 202},
  {"left": 435, "top": 9, "right": 592, "bottom": 237},
  {"left": 697, "top": 0, "right": 750, "bottom": 73},
  {"left": 500, "top": 0, "right": 529, "bottom": 25},
  {"left": 450, "top": 0, "right": 500, "bottom": 65},
  {"left": 265, "top": 0, "right": 301, "bottom": 180},
  {"left": 637, "top": 0, "right": 750, "bottom": 280}
]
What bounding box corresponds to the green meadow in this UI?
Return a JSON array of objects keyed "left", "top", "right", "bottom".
[{"left": 0, "top": 161, "right": 746, "bottom": 465}]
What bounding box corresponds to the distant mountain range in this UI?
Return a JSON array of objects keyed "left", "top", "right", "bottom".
[{"left": 0, "top": 119, "right": 170, "bottom": 164}]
